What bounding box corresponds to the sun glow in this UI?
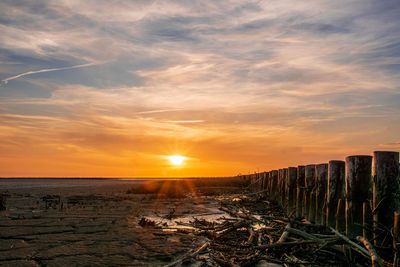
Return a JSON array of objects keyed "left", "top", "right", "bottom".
[{"left": 168, "top": 155, "right": 185, "bottom": 166}]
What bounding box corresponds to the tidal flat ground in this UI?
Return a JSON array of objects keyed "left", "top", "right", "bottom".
[{"left": 0, "top": 178, "right": 247, "bottom": 266}]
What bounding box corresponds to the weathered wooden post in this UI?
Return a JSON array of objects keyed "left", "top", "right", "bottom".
[
  {"left": 315, "top": 163, "right": 328, "bottom": 225},
  {"left": 283, "top": 168, "right": 289, "bottom": 206},
  {"left": 278, "top": 169, "right": 282, "bottom": 202},
  {"left": 373, "top": 151, "right": 400, "bottom": 246},
  {"left": 287, "top": 167, "right": 297, "bottom": 214},
  {"left": 264, "top": 171, "right": 268, "bottom": 191},
  {"left": 279, "top": 168, "right": 284, "bottom": 203},
  {"left": 271, "top": 170, "right": 278, "bottom": 199},
  {"left": 336, "top": 199, "right": 343, "bottom": 230},
  {"left": 345, "top": 155, "right": 373, "bottom": 238},
  {"left": 297, "top": 165, "right": 306, "bottom": 218},
  {"left": 261, "top": 172, "right": 264, "bottom": 190},
  {"left": 394, "top": 212, "right": 400, "bottom": 266},
  {"left": 269, "top": 171, "right": 273, "bottom": 194},
  {"left": 270, "top": 171, "right": 274, "bottom": 194},
  {"left": 308, "top": 166, "right": 318, "bottom": 223},
  {"left": 304, "top": 164, "right": 316, "bottom": 222},
  {"left": 362, "top": 202, "right": 373, "bottom": 240},
  {"left": 326, "top": 160, "right": 345, "bottom": 229}
]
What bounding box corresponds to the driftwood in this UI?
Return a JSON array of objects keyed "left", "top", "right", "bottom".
[
  {"left": 159, "top": 189, "right": 394, "bottom": 266},
  {"left": 164, "top": 241, "right": 210, "bottom": 267},
  {"left": 356, "top": 236, "right": 381, "bottom": 267},
  {"left": 246, "top": 227, "right": 255, "bottom": 245},
  {"left": 331, "top": 227, "right": 370, "bottom": 257},
  {"left": 330, "top": 226, "right": 393, "bottom": 266},
  {"left": 256, "top": 240, "right": 317, "bottom": 250},
  {"left": 277, "top": 223, "right": 290, "bottom": 243}
]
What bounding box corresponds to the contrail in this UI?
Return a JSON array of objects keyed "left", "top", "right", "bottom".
[{"left": 1, "top": 63, "right": 97, "bottom": 85}]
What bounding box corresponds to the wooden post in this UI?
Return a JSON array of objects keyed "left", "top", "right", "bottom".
[
  {"left": 282, "top": 168, "right": 288, "bottom": 205},
  {"left": 261, "top": 172, "right": 264, "bottom": 189},
  {"left": 267, "top": 171, "right": 272, "bottom": 195},
  {"left": 297, "top": 165, "right": 306, "bottom": 218},
  {"left": 308, "top": 165, "right": 318, "bottom": 223},
  {"left": 394, "top": 212, "right": 400, "bottom": 266},
  {"left": 268, "top": 171, "right": 272, "bottom": 194},
  {"left": 326, "top": 160, "right": 345, "bottom": 228},
  {"left": 278, "top": 169, "right": 283, "bottom": 203},
  {"left": 315, "top": 163, "right": 328, "bottom": 225},
  {"left": 373, "top": 151, "right": 400, "bottom": 246},
  {"left": 304, "top": 164, "right": 316, "bottom": 222},
  {"left": 363, "top": 202, "right": 366, "bottom": 238},
  {"left": 270, "top": 170, "right": 277, "bottom": 199},
  {"left": 272, "top": 171, "right": 276, "bottom": 192},
  {"left": 263, "top": 172, "right": 267, "bottom": 190},
  {"left": 336, "top": 199, "right": 343, "bottom": 231},
  {"left": 345, "top": 155, "right": 373, "bottom": 238},
  {"left": 363, "top": 202, "right": 373, "bottom": 240},
  {"left": 287, "top": 167, "right": 297, "bottom": 214}
]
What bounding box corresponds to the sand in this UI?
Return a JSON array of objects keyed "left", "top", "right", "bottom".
[{"left": 0, "top": 179, "right": 229, "bottom": 266}]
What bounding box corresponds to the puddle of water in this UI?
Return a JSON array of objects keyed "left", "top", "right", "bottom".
[{"left": 141, "top": 205, "right": 234, "bottom": 231}]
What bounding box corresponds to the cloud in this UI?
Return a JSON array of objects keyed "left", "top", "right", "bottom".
[
  {"left": 1, "top": 0, "right": 400, "bottom": 176},
  {"left": 137, "top": 109, "right": 183, "bottom": 114},
  {"left": 167, "top": 120, "right": 204, "bottom": 123},
  {"left": 379, "top": 142, "right": 400, "bottom": 149}
]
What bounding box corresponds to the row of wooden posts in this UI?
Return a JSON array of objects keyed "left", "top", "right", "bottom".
[{"left": 240, "top": 151, "right": 400, "bottom": 249}]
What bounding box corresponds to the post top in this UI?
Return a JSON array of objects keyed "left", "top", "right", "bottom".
[
  {"left": 316, "top": 163, "right": 328, "bottom": 167},
  {"left": 345, "top": 155, "right": 373, "bottom": 159},
  {"left": 373, "top": 151, "right": 399, "bottom": 154},
  {"left": 329, "top": 160, "right": 345, "bottom": 164}
]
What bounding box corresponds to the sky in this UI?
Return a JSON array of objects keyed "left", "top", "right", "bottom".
[{"left": 1, "top": 0, "right": 400, "bottom": 177}]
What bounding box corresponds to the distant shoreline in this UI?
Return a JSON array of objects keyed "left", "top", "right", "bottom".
[{"left": 0, "top": 176, "right": 234, "bottom": 180}]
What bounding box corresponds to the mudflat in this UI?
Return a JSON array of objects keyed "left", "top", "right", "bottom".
[{"left": 0, "top": 178, "right": 241, "bottom": 266}]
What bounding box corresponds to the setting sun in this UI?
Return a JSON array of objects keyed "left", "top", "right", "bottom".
[{"left": 168, "top": 155, "right": 185, "bottom": 166}]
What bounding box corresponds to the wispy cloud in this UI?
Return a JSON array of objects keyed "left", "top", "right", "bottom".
[
  {"left": 0, "top": 0, "right": 399, "bottom": 176},
  {"left": 379, "top": 142, "right": 400, "bottom": 149},
  {"left": 167, "top": 120, "right": 205, "bottom": 123},
  {"left": 137, "top": 109, "right": 183, "bottom": 114}
]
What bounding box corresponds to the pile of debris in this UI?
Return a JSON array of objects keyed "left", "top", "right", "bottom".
[{"left": 142, "top": 193, "right": 392, "bottom": 266}]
